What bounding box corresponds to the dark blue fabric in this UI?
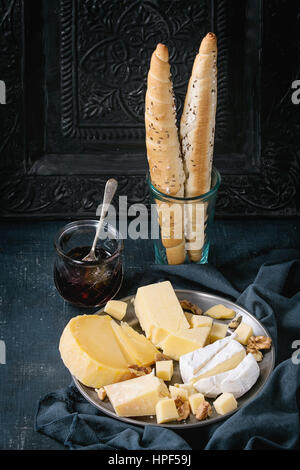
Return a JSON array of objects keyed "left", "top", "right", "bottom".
[{"left": 35, "top": 248, "right": 300, "bottom": 450}]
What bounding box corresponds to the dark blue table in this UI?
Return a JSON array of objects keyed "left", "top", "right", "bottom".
[{"left": 0, "top": 218, "right": 299, "bottom": 449}]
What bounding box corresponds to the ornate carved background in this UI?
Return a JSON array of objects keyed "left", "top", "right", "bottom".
[{"left": 0, "top": 0, "right": 299, "bottom": 218}]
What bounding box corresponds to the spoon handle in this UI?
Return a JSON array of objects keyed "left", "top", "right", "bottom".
[{"left": 91, "top": 178, "right": 118, "bottom": 254}]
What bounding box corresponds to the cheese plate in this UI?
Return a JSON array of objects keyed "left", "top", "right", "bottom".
[{"left": 72, "top": 289, "right": 275, "bottom": 428}]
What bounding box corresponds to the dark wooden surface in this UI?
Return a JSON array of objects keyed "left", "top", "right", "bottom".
[{"left": 0, "top": 218, "right": 300, "bottom": 450}]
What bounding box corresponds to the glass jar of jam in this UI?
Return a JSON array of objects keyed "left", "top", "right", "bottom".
[{"left": 54, "top": 220, "right": 123, "bottom": 307}]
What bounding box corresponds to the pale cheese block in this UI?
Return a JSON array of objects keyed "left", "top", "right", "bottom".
[
  {"left": 111, "top": 321, "right": 159, "bottom": 367},
  {"left": 59, "top": 315, "right": 130, "bottom": 388},
  {"left": 179, "top": 335, "right": 235, "bottom": 383},
  {"left": 213, "top": 392, "right": 237, "bottom": 415},
  {"left": 184, "top": 313, "right": 213, "bottom": 329},
  {"left": 204, "top": 304, "right": 235, "bottom": 319},
  {"left": 104, "top": 300, "right": 127, "bottom": 321},
  {"left": 104, "top": 373, "right": 169, "bottom": 417},
  {"left": 155, "top": 360, "right": 173, "bottom": 381},
  {"left": 174, "top": 382, "right": 197, "bottom": 396},
  {"left": 188, "top": 393, "right": 205, "bottom": 414},
  {"left": 193, "top": 353, "right": 260, "bottom": 398},
  {"left": 190, "top": 340, "right": 246, "bottom": 384},
  {"left": 160, "top": 326, "right": 211, "bottom": 361},
  {"left": 169, "top": 385, "right": 189, "bottom": 401},
  {"left": 134, "top": 281, "right": 189, "bottom": 344},
  {"left": 234, "top": 322, "right": 253, "bottom": 345},
  {"left": 156, "top": 398, "right": 179, "bottom": 424},
  {"left": 209, "top": 322, "right": 228, "bottom": 343}
]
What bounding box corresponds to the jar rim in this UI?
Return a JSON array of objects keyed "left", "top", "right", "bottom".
[
  {"left": 54, "top": 219, "right": 123, "bottom": 266},
  {"left": 147, "top": 166, "right": 221, "bottom": 202}
]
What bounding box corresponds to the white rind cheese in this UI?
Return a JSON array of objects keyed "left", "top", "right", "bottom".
[
  {"left": 179, "top": 335, "right": 235, "bottom": 383},
  {"left": 190, "top": 340, "right": 246, "bottom": 382},
  {"left": 193, "top": 353, "right": 260, "bottom": 398}
]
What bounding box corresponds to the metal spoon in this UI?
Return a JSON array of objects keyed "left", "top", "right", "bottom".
[{"left": 82, "top": 178, "right": 118, "bottom": 262}]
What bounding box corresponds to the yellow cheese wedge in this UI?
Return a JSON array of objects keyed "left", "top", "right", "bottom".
[
  {"left": 111, "top": 320, "right": 159, "bottom": 367},
  {"left": 104, "top": 373, "right": 169, "bottom": 417},
  {"left": 160, "top": 327, "right": 211, "bottom": 361},
  {"left": 104, "top": 300, "right": 127, "bottom": 321},
  {"left": 59, "top": 315, "right": 130, "bottom": 388},
  {"left": 204, "top": 304, "right": 235, "bottom": 319},
  {"left": 134, "top": 281, "right": 189, "bottom": 344}
]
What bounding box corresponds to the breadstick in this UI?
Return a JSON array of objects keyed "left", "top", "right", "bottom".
[
  {"left": 145, "top": 44, "right": 186, "bottom": 264},
  {"left": 180, "top": 33, "right": 218, "bottom": 262}
]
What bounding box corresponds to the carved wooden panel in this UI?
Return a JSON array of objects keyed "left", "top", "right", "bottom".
[{"left": 0, "top": 0, "right": 299, "bottom": 218}]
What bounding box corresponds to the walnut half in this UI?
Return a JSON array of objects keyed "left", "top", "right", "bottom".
[
  {"left": 195, "top": 400, "right": 212, "bottom": 421},
  {"left": 180, "top": 299, "right": 203, "bottom": 316},
  {"left": 175, "top": 397, "right": 191, "bottom": 421},
  {"left": 247, "top": 335, "right": 272, "bottom": 351}
]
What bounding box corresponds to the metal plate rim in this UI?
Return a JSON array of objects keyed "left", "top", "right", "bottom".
[{"left": 72, "top": 288, "right": 275, "bottom": 429}]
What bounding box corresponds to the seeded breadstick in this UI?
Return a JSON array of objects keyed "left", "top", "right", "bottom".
[
  {"left": 145, "top": 44, "right": 186, "bottom": 264},
  {"left": 180, "top": 33, "right": 218, "bottom": 262}
]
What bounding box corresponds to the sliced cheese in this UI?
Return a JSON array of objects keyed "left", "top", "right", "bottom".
[
  {"left": 204, "top": 304, "right": 235, "bottom": 319},
  {"left": 193, "top": 353, "right": 260, "bottom": 398},
  {"left": 59, "top": 315, "right": 130, "bottom": 388},
  {"left": 160, "top": 326, "right": 211, "bottom": 361},
  {"left": 104, "top": 373, "right": 169, "bottom": 417},
  {"left": 188, "top": 393, "right": 205, "bottom": 414},
  {"left": 104, "top": 300, "right": 127, "bottom": 321},
  {"left": 111, "top": 320, "right": 159, "bottom": 367},
  {"left": 179, "top": 335, "right": 235, "bottom": 383},
  {"left": 134, "top": 281, "right": 189, "bottom": 344},
  {"left": 190, "top": 340, "right": 246, "bottom": 383}
]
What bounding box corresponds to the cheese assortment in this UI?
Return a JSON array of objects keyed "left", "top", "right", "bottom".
[{"left": 59, "top": 280, "right": 272, "bottom": 425}]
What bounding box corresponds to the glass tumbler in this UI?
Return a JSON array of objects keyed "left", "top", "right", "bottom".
[
  {"left": 148, "top": 167, "right": 221, "bottom": 265},
  {"left": 54, "top": 220, "right": 123, "bottom": 307}
]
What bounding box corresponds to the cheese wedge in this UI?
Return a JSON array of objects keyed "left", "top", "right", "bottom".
[
  {"left": 179, "top": 335, "right": 235, "bottom": 383},
  {"left": 104, "top": 373, "right": 169, "bottom": 417},
  {"left": 204, "top": 304, "right": 235, "bottom": 319},
  {"left": 160, "top": 326, "right": 211, "bottom": 360},
  {"left": 184, "top": 313, "right": 213, "bottom": 328},
  {"left": 134, "top": 281, "right": 189, "bottom": 344},
  {"left": 193, "top": 353, "right": 260, "bottom": 398},
  {"left": 111, "top": 320, "right": 159, "bottom": 367},
  {"left": 190, "top": 340, "right": 246, "bottom": 383},
  {"left": 213, "top": 392, "right": 237, "bottom": 415},
  {"left": 104, "top": 300, "right": 127, "bottom": 320},
  {"left": 156, "top": 398, "right": 179, "bottom": 424},
  {"left": 59, "top": 315, "right": 130, "bottom": 388},
  {"left": 209, "top": 322, "right": 228, "bottom": 343}
]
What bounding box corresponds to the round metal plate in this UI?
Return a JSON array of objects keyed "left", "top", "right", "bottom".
[{"left": 73, "top": 289, "right": 275, "bottom": 429}]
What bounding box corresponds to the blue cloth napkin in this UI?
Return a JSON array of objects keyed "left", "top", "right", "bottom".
[{"left": 35, "top": 248, "right": 300, "bottom": 450}]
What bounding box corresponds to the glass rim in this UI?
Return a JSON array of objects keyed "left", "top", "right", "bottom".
[
  {"left": 147, "top": 166, "right": 221, "bottom": 202},
  {"left": 54, "top": 219, "right": 124, "bottom": 267}
]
